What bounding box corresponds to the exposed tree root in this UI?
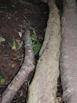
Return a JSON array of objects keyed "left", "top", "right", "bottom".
[
  {"left": 1, "top": 30, "right": 35, "bottom": 103},
  {"left": 28, "top": 0, "right": 61, "bottom": 103}
]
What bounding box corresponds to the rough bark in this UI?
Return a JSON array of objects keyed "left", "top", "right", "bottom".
[
  {"left": 60, "top": 0, "right": 77, "bottom": 103},
  {"left": 28, "top": 0, "right": 61, "bottom": 103},
  {"left": 1, "top": 30, "right": 35, "bottom": 103}
]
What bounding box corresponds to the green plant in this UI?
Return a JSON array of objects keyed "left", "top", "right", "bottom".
[
  {"left": 0, "top": 36, "right": 5, "bottom": 44},
  {"left": 9, "top": 39, "right": 23, "bottom": 50},
  {"left": 31, "top": 30, "right": 42, "bottom": 55},
  {"left": 0, "top": 74, "right": 5, "bottom": 85}
]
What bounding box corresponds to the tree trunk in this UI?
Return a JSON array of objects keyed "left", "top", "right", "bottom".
[
  {"left": 28, "top": 0, "right": 61, "bottom": 103},
  {"left": 60, "top": 0, "right": 77, "bottom": 103}
]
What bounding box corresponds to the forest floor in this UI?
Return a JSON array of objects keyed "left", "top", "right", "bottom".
[
  {"left": 0, "top": 1, "right": 64, "bottom": 103},
  {"left": 0, "top": 1, "right": 49, "bottom": 103}
]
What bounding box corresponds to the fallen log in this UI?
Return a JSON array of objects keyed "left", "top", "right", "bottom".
[
  {"left": 1, "top": 30, "right": 35, "bottom": 103},
  {"left": 28, "top": 0, "right": 61, "bottom": 103},
  {"left": 60, "top": 0, "right": 77, "bottom": 102}
]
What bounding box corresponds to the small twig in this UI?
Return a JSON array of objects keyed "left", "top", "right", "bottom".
[{"left": 1, "top": 30, "right": 35, "bottom": 103}]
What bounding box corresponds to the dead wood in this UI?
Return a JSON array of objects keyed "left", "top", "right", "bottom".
[{"left": 1, "top": 30, "right": 35, "bottom": 103}]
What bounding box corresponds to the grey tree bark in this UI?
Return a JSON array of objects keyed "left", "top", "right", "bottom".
[
  {"left": 60, "top": 0, "right": 77, "bottom": 103},
  {"left": 28, "top": 0, "right": 61, "bottom": 103}
]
